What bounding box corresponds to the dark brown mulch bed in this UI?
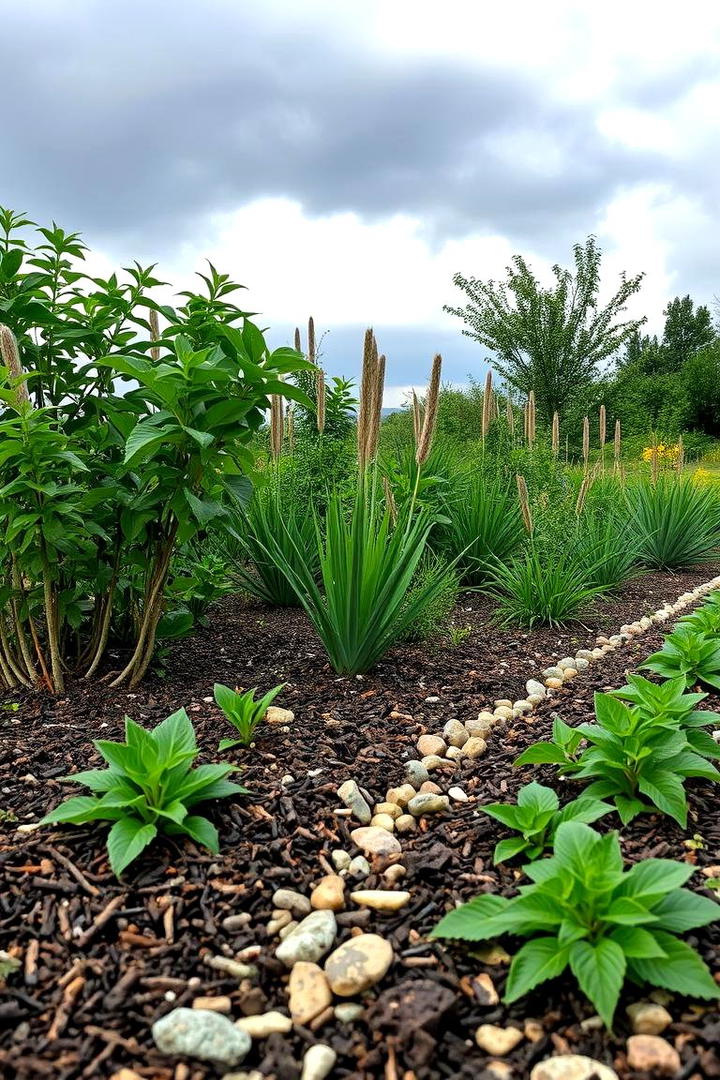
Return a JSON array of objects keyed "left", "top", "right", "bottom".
[{"left": 0, "top": 565, "right": 719, "bottom": 1079}]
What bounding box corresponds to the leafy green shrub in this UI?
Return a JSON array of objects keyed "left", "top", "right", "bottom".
[
  {"left": 516, "top": 698, "right": 720, "bottom": 827},
  {"left": 439, "top": 474, "right": 521, "bottom": 586},
  {"left": 214, "top": 682, "right": 284, "bottom": 750},
  {"left": 491, "top": 545, "right": 605, "bottom": 628},
  {"left": 41, "top": 709, "right": 246, "bottom": 875},
  {"left": 483, "top": 781, "right": 612, "bottom": 864},
  {"left": 610, "top": 673, "right": 720, "bottom": 759},
  {"left": 0, "top": 208, "right": 312, "bottom": 691},
  {"left": 641, "top": 626, "right": 720, "bottom": 691},
  {"left": 265, "top": 486, "right": 454, "bottom": 673},
  {"left": 431, "top": 821, "right": 720, "bottom": 1028},
  {"left": 229, "top": 484, "right": 319, "bottom": 607},
  {"left": 402, "top": 555, "right": 460, "bottom": 642},
  {"left": 626, "top": 476, "right": 720, "bottom": 569},
  {"left": 677, "top": 595, "right": 720, "bottom": 635}
]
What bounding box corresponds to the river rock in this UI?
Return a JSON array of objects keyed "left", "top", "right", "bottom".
[
  {"left": 337, "top": 780, "right": 372, "bottom": 823},
  {"left": 266, "top": 706, "right": 295, "bottom": 725},
  {"left": 407, "top": 792, "right": 449, "bottom": 816},
  {"left": 574, "top": 657, "right": 589, "bottom": 671},
  {"left": 405, "top": 760, "right": 430, "bottom": 787},
  {"left": 475, "top": 1024, "right": 524, "bottom": 1055},
  {"left": 347, "top": 855, "right": 371, "bottom": 877},
  {"left": 626, "top": 1001, "right": 672, "bottom": 1035},
  {"left": 324, "top": 933, "right": 394, "bottom": 996},
  {"left": 275, "top": 910, "right": 337, "bottom": 967},
  {"left": 288, "top": 962, "right": 332, "bottom": 1026},
  {"left": 417, "top": 734, "right": 447, "bottom": 756},
  {"left": 386, "top": 784, "right": 416, "bottom": 806},
  {"left": 462, "top": 737, "right": 487, "bottom": 759},
  {"left": 444, "top": 718, "right": 469, "bottom": 747},
  {"left": 273, "top": 889, "right": 312, "bottom": 917},
  {"left": 395, "top": 814, "right": 416, "bottom": 833},
  {"left": 152, "top": 1008, "right": 250, "bottom": 1067},
  {"left": 546, "top": 678, "right": 563, "bottom": 689},
  {"left": 350, "top": 826, "right": 402, "bottom": 856},
  {"left": 301, "top": 1044, "right": 337, "bottom": 1080},
  {"left": 370, "top": 813, "right": 396, "bottom": 831},
  {"left": 383, "top": 864, "right": 407, "bottom": 884},
  {"left": 466, "top": 715, "right": 494, "bottom": 736},
  {"left": 526, "top": 679, "right": 546, "bottom": 698},
  {"left": 448, "top": 786, "right": 468, "bottom": 802},
  {"left": 530, "top": 1056, "right": 619, "bottom": 1080},
  {"left": 445, "top": 745, "right": 464, "bottom": 761},
  {"left": 542, "top": 666, "right": 563, "bottom": 679},
  {"left": 626, "top": 1035, "right": 680, "bottom": 1075},
  {"left": 311, "top": 875, "right": 346, "bottom": 911},
  {"left": 235, "top": 1011, "right": 293, "bottom": 1038},
  {"left": 191, "top": 995, "right": 232, "bottom": 1013},
  {"left": 473, "top": 973, "right": 499, "bottom": 1005},
  {"left": 350, "top": 889, "right": 411, "bottom": 912},
  {"left": 335, "top": 1002, "right": 364, "bottom": 1023},
  {"left": 331, "top": 849, "right": 351, "bottom": 871},
  {"left": 421, "top": 753, "right": 448, "bottom": 770},
  {"left": 374, "top": 801, "right": 402, "bottom": 818}
]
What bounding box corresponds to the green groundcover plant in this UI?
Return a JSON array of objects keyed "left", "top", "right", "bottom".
[
  {"left": 431, "top": 822, "right": 720, "bottom": 1028},
  {"left": 515, "top": 698, "right": 720, "bottom": 827},
  {"left": 610, "top": 673, "right": 720, "bottom": 760},
  {"left": 214, "top": 681, "right": 284, "bottom": 750},
  {"left": 41, "top": 709, "right": 246, "bottom": 875},
  {"left": 483, "top": 781, "right": 612, "bottom": 864},
  {"left": 641, "top": 626, "right": 720, "bottom": 691}
]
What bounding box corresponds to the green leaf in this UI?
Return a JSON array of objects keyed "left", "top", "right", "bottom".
[
  {"left": 649, "top": 889, "right": 720, "bottom": 933},
  {"left": 106, "top": 818, "right": 158, "bottom": 876},
  {"left": 493, "top": 836, "right": 530, "bottom": 864},
  {"left": 629, "top": 932, "right": 720, "bottom": 1000},
  {"left": 178, "top": 815, "right": 220, "bottom": 852},
  {"left": 601, "top": 897, "right": 658, "bottom": 926},
  {"left": 504, "top": 937, "right": 569, "bottom": 1002},
  {"left": 609, "top": 926, "right": 667, "bottom": 959},
  {"left": 619, "top": 859, "right": 695, "bottom": 902},
  {"left": 569, "top": 938, "right": 626, "bottom": 1029},
  {"left": 514, "top": 743, "right": 572, "bottom": 766},
  {"left": 430, "top": 894, "right": 508, "bottom": 940},
  {"left": 41, "top": 795, "right": 103, "bottom": 825}
]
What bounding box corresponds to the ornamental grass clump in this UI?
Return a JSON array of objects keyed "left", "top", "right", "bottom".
[
  {"left": 627, "top": 476, "right": 720, "bottom": 569},
  {"left": 41, "top": 709, "right": 246, "bottom": 876},
  {"left": 432, "top": 821, "right": 720, "bottom": 1029},
  {"left": 441, "top": 474, "right": 521, "bottom": 586}
]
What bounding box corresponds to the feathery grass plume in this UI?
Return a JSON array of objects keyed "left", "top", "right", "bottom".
[
  {"left": 527, "top": 391, "right": 536, "bottom": 448},
  {"left": 357, "top": 328, "right": 377, "bottom": 469},
  {"left": 286, "top": 404, "right": 295, "bottom": 452},
  {"left": 308, "top": 316, "right": 316, "bottom": 364},
  {"left": 270, "top": 394, "right": 284, "bottom": 460},
  {"left": 599, "top": 404, "right": 607, "bottom": 448},
  {"left": 582, "top": 415, "right": 590, "bottom": 468},
  {"left": 316, "top": 367, "right": 326, "bottom": 434},
  {"left": 149, "top": 309, "right": 160, "bottom": 362},
  {"left": 676, "top": 434, "right": 685, "bottom": 474},
  {"left": 523, "top": 400, "right": 529, "bottom": 443},
  {"left": 481, "top": 369, "right": 493, "bottom": 440},
  {"left": 492, "top": 389, "right": 499, "bottom": 420},
  {"left": 0, "top": 324, "right": 29, "bottom": 407},
  {"left": 506, "top": 397, "right": 515, "bottom": 436},
  {"left": 416, "top": 353, "right": 442, "bottom": 465},
  {"left": 412, "top": 389, "right": 423, "bottom": 445},
  {"left": 614, "top": 419, "right": 621, "bottom": 465},
  {"left": 516, "top": 474, "right": 533, "bottom": 535},
  {"left": 575, "top": 463, "right": 600, "bottom": 516},
  {"left": 383, "top": 476, "right": 398, "bottom": 524},
  {"left": 294, "top": 326, "right": 302, "bottom": 353},
  {"left": 551, "top": 411, "right": 560, "bottom": 454},
  {"left": 365, "top": 351, "right": 386, "bottom": 463}
]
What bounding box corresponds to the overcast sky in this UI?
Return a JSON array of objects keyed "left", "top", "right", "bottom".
[{"left": 3, "top": 0, "right": 720, "bottom": 403}]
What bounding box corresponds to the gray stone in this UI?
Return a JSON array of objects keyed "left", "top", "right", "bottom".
[
  {"left": 347, "top": 855, "right": 371, "bottom": 877},
  {"left": 272, "top": 888, "right": 311, "bottom": 917},
  {"left": 443, "top": 718, "right": 469, "bottom": 747},
  {"left": 526, "top": 679, "right": 546, "bottom": 699},
  {"left": 337, "top": 779, "right": 372, "bottom": 823},
  {"left": 275, "top": 910, "right": 337, "bottom": 968},
  {"left": 350, "top": 826, "right": 402, "bottom": 856},
  {"left": 152, "top": 1008, "right": 250, "bottom": 1067},
  {"left": 405, "top": 760, "right": 429, "bottom": 787},
  {"left": 408, "top": 793, "right": 450, "bottom": 817}
]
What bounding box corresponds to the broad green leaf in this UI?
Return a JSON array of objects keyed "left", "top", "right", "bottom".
[
  {"left": 493, "top": 836, "right": 529, "bottom": 864},
  {"left": 570, "top": 938, "right": 626, "bottom": 1029},
  {"left": 609, "top": 926, "right": 667, "bottom": 959},
  {"left": 629, "top": 932, "right": 720, "bottom": 1000},
  {"left": 514, "top": 743, "right": 572, "bottom": 767},
  {"left": 106, "top": 818, "right": 158, "bottom": 876},
  {"left": 430, "top": 894, "right": 508, "bottom": 940},
  {"left": 619, "top": 859, "right": 695, "bottom": 901},
  {"left": 649, "top": 889, "right": 720, "bottom": 933},
  {"left": 179, "top": 815, "right": 220, "bottom": 852},
  {"left": 504, "top": 938, "right": 569, "bottom": 1002}
]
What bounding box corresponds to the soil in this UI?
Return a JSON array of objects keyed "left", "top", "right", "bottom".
[{"left": 0, "top": 565, "right": 719, "bottom": 1080}]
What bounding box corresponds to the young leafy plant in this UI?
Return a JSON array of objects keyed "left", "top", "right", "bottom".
[
  {"left": 431, "top": 822, "right": 720, "bottom": 1029},
  {"left": 515, "top": 699, "right": 720, "bottom": 827},
  {"left": 214, "top": 682, "right": 285, "bottom": 750},
  {"left": 483, "top": 781, "right": 612, "bottom": 864},
  {"left": 40, "top": 709, "right": 246, "bottom": 876},
  {"left": 641, "top": 626, "right": 720, "bottom": 691},
  {"left": 610, "top": 673, "right": 720, "bottom": 760}
]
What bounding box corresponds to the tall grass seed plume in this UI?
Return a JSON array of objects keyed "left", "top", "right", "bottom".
[
  {"left": 527, "top": 391, "right": 536, "bottom": 448},
  {"left": 149, "top": 309, "right": 160, "bottom": 362},
  {"left": 481, "top": 369, "right": 493, "bottom": 440},
  {"left": 307, "top": 316, "right": 316, "bottom": 365},
  {"left": 599, "top": 404, "right": 607, "bottom": 448},
  {"left": 0, "top": 324, "right": 29, "bottom": 407},
  {"left": 516, "top": 474, "right": 534, "bottom": 535},
  {"left": 582, "top": 415, "right": 590, "bottom": 468},
  {"left": 576, "top": 463, "right": 600, "bottom": 515},
  {"left": 294, "top": 326, "right": 302, "bottom": 353},
  {"left": 551, "top": 411, "right": 560, "bottom": 454},
  {"left": 365, "top": 351, "right": 386, "bottom": 463},
  {"left": 412, "top": 389, "right": 423, "bottom": 444},
  {"left": 416, "top": 353, "right": 442, "bottom": 465},
  {"left": 270, "top": 393, "right": 284, "bottom": 460},
  {"left": 614, "top": 419, "right": 621, "bottom": 465}
]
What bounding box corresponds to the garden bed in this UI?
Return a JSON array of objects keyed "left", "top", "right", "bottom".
[{"left": 1, "top": 564, "right": 719, "bottom": 1080}]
